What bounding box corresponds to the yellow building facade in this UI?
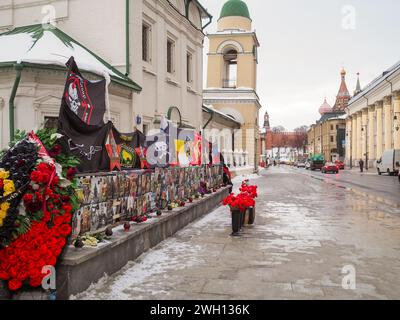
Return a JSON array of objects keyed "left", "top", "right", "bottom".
[
  {"left": 307, "top": 69, "right": 350, "bottom": 162},
  {"left": 203, "top": 0, "right": 261, "bottom": 171},
  {"left": 346, "top": 62, "right": 400, "bottom": 169},
  {"left": 308, "top": 117, "right": 346, "bottom": 162}
]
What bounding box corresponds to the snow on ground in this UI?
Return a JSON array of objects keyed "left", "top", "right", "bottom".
[
  {"left": 71, "top": 205, "right": 229, "bottom": 300},
  {"left": 72, "top": 172, "right": 261, "bottom": 300},
  {"left": 232, "top": 172, "right": 262, "bottom": 184}
]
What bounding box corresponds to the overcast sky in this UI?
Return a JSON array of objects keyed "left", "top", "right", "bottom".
[{"left": 201, "top": 0, "right": 400, "bottom": 131}]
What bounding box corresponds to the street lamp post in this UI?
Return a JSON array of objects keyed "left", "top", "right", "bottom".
[{"left": 394, "top": 112, "right": 400, "bottom": 132}]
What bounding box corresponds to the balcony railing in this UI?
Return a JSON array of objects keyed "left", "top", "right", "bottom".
[{"left": 222, "top": 79, "right": 237, "bottom": 88}]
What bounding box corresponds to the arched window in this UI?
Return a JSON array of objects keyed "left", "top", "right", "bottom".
[{"left": 223, "top": 49, "right": 237, "bottom": 88}]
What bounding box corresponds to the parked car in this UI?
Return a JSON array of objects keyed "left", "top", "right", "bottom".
[
  {"left": 321, "top": 162, "right": 339, "bottom": 174},
  {"left": 376, "top": 149, "right": 400, "bottom": 176},
  {"left": 297, "top": 162, "right": 306, "bottom": 168},
  {"left": 335, "top": 160, "right": 345, "bottom": 170}
]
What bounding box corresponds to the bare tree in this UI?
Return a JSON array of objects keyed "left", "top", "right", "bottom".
[
  {"left": 272, "top": 126, "right": 286, "bottom": 133},
  {"left": 294, "top": 126, "right": 308, "bottom": 153}
]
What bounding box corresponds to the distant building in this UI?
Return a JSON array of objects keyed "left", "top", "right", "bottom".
[
  {"left": 0, "top": 0, "right": 211, "bottom": 148},
  {"left": 203, "top": 0, "right": 262, "bottom": 173},
  {"left": 307, "top": 69, "right": 350, "bottom": 162},
  {"left": 345, "top": 61, "right": 400, "bottom": 168}
]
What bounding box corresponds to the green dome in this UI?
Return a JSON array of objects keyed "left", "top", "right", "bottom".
[{"left": 219, "top": 0, "right": 251, "bottom": 20}]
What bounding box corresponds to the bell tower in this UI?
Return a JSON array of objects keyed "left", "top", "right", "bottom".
[{"left": 203, "top": 0, "right": 262, "bottom": 169}]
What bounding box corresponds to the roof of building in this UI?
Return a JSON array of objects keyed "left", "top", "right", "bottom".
[
  {"left": 354, "top": 72, "right": 362, "bottom": 96},
  {"left": 319, "top": 98, "right": 332, "bottom": 115},
  {"left": 203, "top": 104, "right": 241, "bottom": 127},
  {"left": 317, "top": 111, "right": 347, "bottom": 123},
  {"left": 349, "top": 60, "right": 400, "bottom": 105},
  {"left": 220, "top": 0, "right": 251, "bottom": 20},
  {"left": 336, "top": 68, "right": 351, "bottom": 99},
  {"left": 0, "top": 24, "right": 142, "bottom": 91}
]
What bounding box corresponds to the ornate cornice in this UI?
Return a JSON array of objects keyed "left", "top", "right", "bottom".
[{"left": 384, "top": 95, "right": 392, "bottom": 105}]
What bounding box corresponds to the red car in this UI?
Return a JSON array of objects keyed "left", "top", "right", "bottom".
[
  {"left": 335, "top": 160, "right": 345, "bottom": 170},
  {"left": 321, "top": 162, "right": 339, "bottom": 174}
]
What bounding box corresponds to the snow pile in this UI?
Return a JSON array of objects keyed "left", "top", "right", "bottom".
[{"left": 0, "top": 27, "right": 122, "bottom": 80}]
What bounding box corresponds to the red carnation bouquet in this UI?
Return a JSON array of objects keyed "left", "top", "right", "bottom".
[
  {"left": 0, "top": 129, "right": 80, "bottom": 291},
  {"left": 223, "top": 179, "right": 258, "bottom": 213},
  {"left": 223, "top": 193, "right": 255, "bottom": 212},
  {"left": 239, "top": 183, "right": 258, "bottom": 199}
]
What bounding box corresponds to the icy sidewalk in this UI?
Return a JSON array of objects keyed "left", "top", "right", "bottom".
[{"left": 72, "top": 173, "right": 263, "bottom": 300}]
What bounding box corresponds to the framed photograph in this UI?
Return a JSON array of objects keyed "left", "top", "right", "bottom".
[
  {"left": 118, "top": 174, "right": 126, "bottom": 198},
  {"left": 90, "top": 176, "right": 101, "bottom": 204},
  {"left": 128, "top": 173, "right": 138, "bottom": 197},
  {"left": 127, "top": 195, "right": 135, "bottom": 219},
  {"left": 80, "top": 205, "right": 92, "bottom": 235},
  {"left": 106, "top": 200, "right": 114, "bottom": 225},
  {"left": 79, "top": 176, "right": 92, "bottom": 205},
  {"left": 112, "top": 175, "right": 119, "bottom": 199},
  {"left": 112, "top": 199, "right": 122, "bottom": 223},
  {"left": 71, "top": 208, "right": 82, "bottom": 240},
  {"left": 137, "top": 174, "right": 142, "bottom": 197},
  {"left": 90, "top": 202, "right": 101, "bottom": 232},
  {"left": 98, "top": 202, "right": 108, "bottom": 229}
]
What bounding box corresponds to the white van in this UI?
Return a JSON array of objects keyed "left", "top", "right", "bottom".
[{"left": 376, "top": 149, "right": 400, "bottom": 176}]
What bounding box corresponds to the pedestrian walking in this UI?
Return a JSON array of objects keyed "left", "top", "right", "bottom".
[
  {"left": 359, "top": 159, "right": 364, "bottom": 173},
  {"left": 223, "top": 164, "right": 233, "bottom": 193}
]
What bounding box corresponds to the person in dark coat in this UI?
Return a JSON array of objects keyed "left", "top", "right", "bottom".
[
  {"left": 359, "top": 159, "right": 364, "bottom": 173},
  {"left": 223, "top": 165, "right": 233, "bottom": 193}
]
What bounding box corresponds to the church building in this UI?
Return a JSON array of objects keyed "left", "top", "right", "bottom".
[{"left": 203, "top": 0, "right": 262, "bottom": 173}]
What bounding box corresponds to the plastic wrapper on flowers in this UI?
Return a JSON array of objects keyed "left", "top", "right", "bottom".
[{"left": 0, "top": 129, "right": 80, "bottom": 292}]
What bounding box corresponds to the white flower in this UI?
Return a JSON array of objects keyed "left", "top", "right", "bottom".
[{"left": 51, "top": 133, "right": 63, "bottom": 140}]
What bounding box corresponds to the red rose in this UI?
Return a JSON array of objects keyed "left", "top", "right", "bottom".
[
  {"left": 49, "top": 144, "right": 62, "bottom": 158},
  {"left": 62, "top": 205, "right": 73, "bottom": 213},
  {"left": 66, "top": 167, "right": 77, "bottom": 180},
  {"left": 23, "top": 193, "right": 34, "bottom": 203},
  {"left": 43, "top": 211, "right": 51, "bottom": 223},
  {"left": 0, "top": 270, "right": 9, "bottom": 280},
  {"left": 62, "top": 213, "right": 72, "bottom": 223},
  {"left": 61, "top": 195, "right": 71, "bottom": 202},
  {"left": 8, "top": 278, "right": 23, "bottom": 291},
  {"left": 29, "top": 277, "right": 43, "bottom": 288},
  {"left": 57, "top": 224, "right": 72, "bottom": 237},
  {"left": 53, "top": 215, "right": 64, "bottom": 226}
]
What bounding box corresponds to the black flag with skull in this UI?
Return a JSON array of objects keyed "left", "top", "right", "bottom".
[{"left": 62, "top": 56, "right": 107, "bottom": 126}]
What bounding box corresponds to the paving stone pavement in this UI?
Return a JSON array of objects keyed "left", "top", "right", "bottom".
[{"left": 74, "top": 167, "right": 400, "bottom": 300}]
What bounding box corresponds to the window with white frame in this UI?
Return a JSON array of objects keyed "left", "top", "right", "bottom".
[
  {"left": 186, "top": 51, "right": 193, "bottom": 83},
  {"left": 167, "top": 38, "right": 175, "bottom": 74},
  {"left": 142, "top": 23, "right": 151, "bottom": 63}
]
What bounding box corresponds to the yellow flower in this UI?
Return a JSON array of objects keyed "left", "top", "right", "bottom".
[
  {"left": 0, "top": 169, "right": 10, "bottom": 180},
  {"left": 1, "top": 202, "right": 10, "bottom": 212},
  {"left": 0, "top": 218, "right": 3, "bottom": 227},
  {"left": 3, "top": 180, "right": 15, "bottom": 196},
  {"left": 0, "top": 210, "right": 6, "bottom": 219}
]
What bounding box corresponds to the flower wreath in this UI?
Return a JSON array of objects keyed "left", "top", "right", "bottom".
[{"left": 0, "top": 129, "right": 80, "bottom": 292}]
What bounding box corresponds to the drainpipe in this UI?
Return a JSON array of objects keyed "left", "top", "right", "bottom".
[
  {"left": 203, "top": 109, "right": 214, "bottom": 130},
  {"left": 9, "top": 63, "right": 24, "bottom": 142},
  {"left": 202, "top": 16, "right": 213, "bottom": 31},
  {"left": 125, "top": 0, "right": 130, "bottom": 76}
]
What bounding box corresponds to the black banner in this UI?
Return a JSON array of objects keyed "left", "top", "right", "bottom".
[{"left": 63, "top": 57, "right": 106, "bottom": 126}]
